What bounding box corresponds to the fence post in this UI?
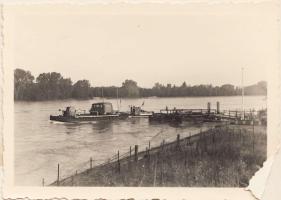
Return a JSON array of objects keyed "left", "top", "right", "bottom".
[
  {"left": 57, "top": 163, "right": 60, "bottom": 186},
  {"left": 207, "top": 102, "right": 211, "bottom": 113},
  {"left": 212, "top": 128, "right": 215, "bottom": 144},
  {"left": 160, "top": 159, "right": 163, "bottom": 185},
  {"left": 252, "top": 121, "right": 255, "bottom": 153},
  {"left": 148, "top": 145, "right": 150, "bottom": 165},
  {"left": 118, "top": 150, "right": 120, "bottom": 173},
  {"left": 184, "top": 151, "right": 187, "bottom": 168},
  {"left": 153, "top": 154, "right": 158, "bottom": 186},
  {"left": 127, "top": 146, "right": 131, "bottom": 171},
  {"left": 177, "top": 134, "right": 180, "bottom": 149},
  {"left": 239, "top": 128, "right": 242, "bottom": 145},
  {"left": 90, "top": 157, "right": 93, "bottom": 169},
  {"left": 134, "top": 145, "right": 138, "bottom": 163}
]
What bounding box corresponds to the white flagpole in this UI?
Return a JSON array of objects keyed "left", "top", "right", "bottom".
[
  {"left": 116, "top": 87, "right": 119, "bottom": 111},
  {"left": 102, "top": 88, "right": 104, "bottom": 102},
  {"left": 242, "top": 67, "right": 245, "bottom": 120}
]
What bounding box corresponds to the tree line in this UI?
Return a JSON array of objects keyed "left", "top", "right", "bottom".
[{"left": 14, "top": 68, "right": 267, "bottom": 101}]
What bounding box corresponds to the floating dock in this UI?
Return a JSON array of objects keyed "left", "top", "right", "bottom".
[{"left": 149, "top": 102, "right": 267, "bottom": 125}]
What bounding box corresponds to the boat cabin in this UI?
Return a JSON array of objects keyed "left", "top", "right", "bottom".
[
  {"left": 63, "top": 106, "right": 76, "bottom": 117},
  {"left": 130, "top": 106, "right": 142, "bottom": 116},
  {"left": 90, "top": 102, "right": 113, "bottom": 115}
]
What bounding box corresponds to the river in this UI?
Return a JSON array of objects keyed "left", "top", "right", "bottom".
[{"left": 15, "top": 96, "right": 266, "bottom": 186}]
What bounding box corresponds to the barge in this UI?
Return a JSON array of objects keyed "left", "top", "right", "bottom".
[
  {"left": 50, "top": 102, "right": 129, "bottom": 122},
  {"left": 50, "top": 102, "right": 153, "bottom": 123}
]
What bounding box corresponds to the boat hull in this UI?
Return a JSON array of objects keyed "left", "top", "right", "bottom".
[{"left": 50, "top": 114, "right": 128, "bottom": 123}]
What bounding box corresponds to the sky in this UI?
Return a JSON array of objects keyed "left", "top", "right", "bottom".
[{"left": 10, "top": 3, "right": 278, "bottom": 88}]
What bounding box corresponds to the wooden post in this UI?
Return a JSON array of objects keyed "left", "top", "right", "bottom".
[
  {"left": 134, "top": 145, "right": 138, "bottom": 163},
  {"left": 57, "top": 163, "right": 60, "bottom": 186},
  {"left": 239, "top": 128, "right": 242, "bottom": 142},
  {"left": 75, "top": 170, "right": 77, "bottom": 175},
  {"left": 177, "top": 134, "right": 180, "bottom": 148},
  {"left": 118, "top": 150, "right": 120, "bottom": 173},
  {"left": 153, "top": 155, "right": 158, "bottom": 186},
  {"left": 252, "top": 121, "right": 255, "bottom": 153},
  {"left": 162, "top": 139, "right": 165, "bottom": 151},
  {"left": 130, "top": 146, "right": 132, "bottom": 159},
  {"left": 149, "top": 141, "right": 151, "bottom": 150},
  {"left": 212, "top": 128, "right": 215, "bottom": 144},
  {"left": 90, "top": 157, "right": 93, "bottom": 169},
  {"left": 184, "top": 151, "right": 187, "bottom": 168},
  {"left": 216, "top": 102, "right": 220, "bottom": 114},
  {"left": 207, "top": 102, "right": 211, "bottom": 113},
  {"left": 148, "top": 145, "right": 150, "bottom": 164},
  {"left": 42, "top": 178, "right": 45, "bottom": 187},
  {"left": 160, "top": 160, "right": 164, "bottom": 185},
  {"left": 71, "top": 175, "right": 74, "bottom": 186}
]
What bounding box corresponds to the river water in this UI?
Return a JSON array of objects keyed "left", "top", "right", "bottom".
[{"left": 15, "top": 96, "right": 266, "bottom": 186}]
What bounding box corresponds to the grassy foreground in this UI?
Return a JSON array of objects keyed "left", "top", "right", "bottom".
[{"left": 54, "top": 125, "right": 266, "bottom": 187}]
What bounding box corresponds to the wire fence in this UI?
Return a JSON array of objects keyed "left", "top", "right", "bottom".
[{"left": 46, "top": 122, "right": 264, "bottom": 186}]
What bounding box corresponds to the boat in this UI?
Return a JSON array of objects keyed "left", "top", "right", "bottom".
[
  {"left": 50, "top": 102, "right": 128, "bottom": 123},
  {"left": 128, "top": 105, "right": 153, "bottom": 118}
]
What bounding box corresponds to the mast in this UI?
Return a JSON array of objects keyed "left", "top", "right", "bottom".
[
  {"left": 116, "top": 87, "right": 119, "bottom": 111},
  {"left": 101, "top": 87, "right": 104, "bottom": 102},
  {"left": 241, "top": 67, "right": 244, "bottom": 120}
]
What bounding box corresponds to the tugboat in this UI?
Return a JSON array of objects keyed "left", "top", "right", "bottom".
[
  {"left": 128, "top": 105, "right": 153, "bottom": 118},
  {"left": 50, "top": 102, "right": 128, "bottom": 123}
]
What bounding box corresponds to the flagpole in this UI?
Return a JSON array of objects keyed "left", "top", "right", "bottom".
[
  {"left": 102, "top": 88, "right": 104, "bottom": 103},
  {"left": 242, "top": 67, "right": 244, "bottom": 120},
  {"left": 116, "top": 87, "right": 119, "bottom": 111}
]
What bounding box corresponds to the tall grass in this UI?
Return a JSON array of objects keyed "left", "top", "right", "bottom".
[{"left": 56, "top": 125, "right": 266, "bottom": 187}]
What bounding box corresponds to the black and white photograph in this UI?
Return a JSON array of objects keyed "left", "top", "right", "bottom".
[{"left": 2, "top": 1, "right": 280, "bottom": 199}]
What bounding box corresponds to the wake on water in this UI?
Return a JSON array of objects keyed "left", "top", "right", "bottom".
[{"left": 49, "top": 120, "right": 98, "bottom": 125}]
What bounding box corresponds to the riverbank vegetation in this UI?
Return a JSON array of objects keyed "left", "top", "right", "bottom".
[
  {"left": 15, "top": 68, "right": 267, "bottom": 101},
  {"left": 54, "top": 125, "right": 266, "bottom": 187}
]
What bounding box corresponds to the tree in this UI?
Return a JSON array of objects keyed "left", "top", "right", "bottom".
[
  {"left": 59, "top": 78, "right": 73, "bottom": 99},
  {"left": 36, "top": 72, "right": 64, "bottom": 100},
  {"left": 14, "top": 68, "right": 34, "bottom": 100},
  {"left": 220, "top": 84, "right": 236, "bottom": 96},
  {"left": 14, "top": 68, "right": 267, "bottom": 101},
  {"left": 121, "top": 79, "right": 140, "bottom": 98},
  {"left": 244, "top": 81, "right": 267, "bottom": 95},
  {"left": 72, "top": 79, "right": 92, "bottom": 99}
]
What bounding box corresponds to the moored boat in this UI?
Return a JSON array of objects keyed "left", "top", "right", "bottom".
[
  {"left": 128, "top": 105, "right": 153, "bottom": 118},
  {"left": 50, "top": 102, "right": 128, "bottom": 123}
]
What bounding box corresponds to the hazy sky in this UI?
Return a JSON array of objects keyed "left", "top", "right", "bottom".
[{"left": 10, "top": 3, "right": 278, "bottom": 87}]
